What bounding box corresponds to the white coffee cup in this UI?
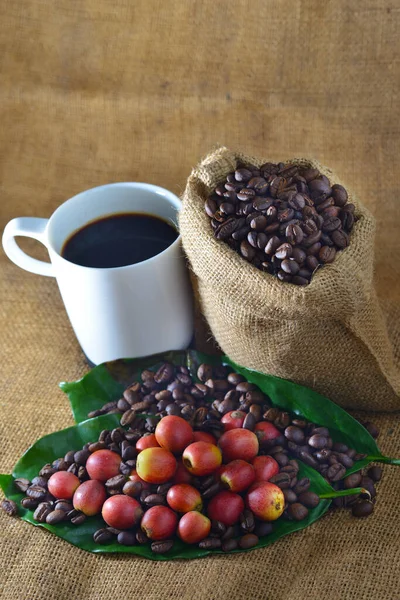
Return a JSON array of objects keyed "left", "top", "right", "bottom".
[{"left": 2, "top": 182, "right": 194, "bottom": 365}]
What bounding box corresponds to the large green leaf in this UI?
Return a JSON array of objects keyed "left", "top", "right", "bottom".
[
  {"left": 61, "top": 350, "right": 399, "bottom": 473},
  {"left": 0, "top": 414, "right": 332, "bottom": 559}
]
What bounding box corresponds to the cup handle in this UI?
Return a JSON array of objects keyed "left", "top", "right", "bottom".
[{"left": 2, "top": 217, "right": 54, "bottom": 277}]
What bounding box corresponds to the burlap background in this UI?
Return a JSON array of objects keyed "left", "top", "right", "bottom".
[
  {"left": 0, "top": 1, "right": 399, "bottom": 599},
  {"left": 180, "top": 148, "right": 400, "bottom": 411}
]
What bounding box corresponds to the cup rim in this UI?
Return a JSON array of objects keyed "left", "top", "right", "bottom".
[{"left": 47, "top": 182, "right": 183, "bottom": 271}]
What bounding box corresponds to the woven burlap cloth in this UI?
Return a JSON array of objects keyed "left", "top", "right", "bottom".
[{"left": 0, "top": 1, "right": 399, "bottom": 599}]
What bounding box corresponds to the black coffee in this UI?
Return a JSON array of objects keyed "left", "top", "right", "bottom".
[{"left": 62, "top": 213, "right": 178, "bottom": 268}]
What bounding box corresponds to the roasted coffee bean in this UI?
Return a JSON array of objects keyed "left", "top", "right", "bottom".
[
  {"left": 297, "top": 491, "right": 320, "bottom": 508},
  {"left": 14, "top": 478, "right": 31, "bottom": 493},
  {"left": 248, "top": 404, "right": 261, "bottom": 422},
  {"left": 286, "top": 223, "right": 304, "bottom": 245},
  {"left": 331, "top": 229, "right": 349, "bottom": 248},
  {"left": 105, "top": 475, "right": 126, "bottom": 491},
  {"left": 298, "top": 451, "right": 319, "bottom": 469},
  {"left": 336, "top": 453, "right": 354, "bottom": 469},
  {"left": 308, "top": 434, "right": 328, "bottom": 449},
  {"left": 352, "top": 500, "right": 374, "bottom": 518},
  {"left": 220, "top": 202, "right": 236, "bottom": 216},
  {"left": 205, "top": 197, "right": 217, "bottom": 217},
  {"left": 33, "top": 502, "right": 52, "bottom": 522},
  {"left": 144, "top": 494, "right": 166, "bottom": 507},
  {"left": 21, "top": 497, "right": 38, "bottom": 509},
  {"left": 340, "top": 210, "right": 355, "bottom": 231},
  {"left": 148, "top": 539, "right": 173, "bottom": 554},
  {"left": 269, "top": 473, "right": 291, "bottom": 489},
  {"left": 135, "top": 530, "right": 149, "bottom": 544},
  {"left": 360, "top": 476, "right": 376, "bottom": 499},
  {"left": 210, "top": 520, "right": 226, "bottom": 537},
  {"left": 1, "top": 498, "right": 18, "bottom": 517},
  {"left": 93, "top": 528, "right": 114, "bottom": 544},
  {"left": 263, "top": 407, "right": 280, "bottom": 422},
  {"left": 275, "top": 243, "right": 292, "bottom": 260},
  {"left": 242, "top": 412, "right": 256, "bottom": 431},
  {"left": 247, "top": 231, "right": 258, "bottom": 248},
  {"left": 71, "top": 512, "right": 86, "bottom": 525},
  {"left": 291, "top": 276, "right": 309, "bottom": 286},
  {"left": 235, "top": 168, "right": 253, "bottom": 182},
  {"left": 343, "top": 472, "right": 362, "bottom": 489},
  {"left": 293, "top": 478, "right": 310, "bottom": 495},
  {"left": 46, "top": 509, "right": 66, "bottom": 525},
  {"left": 274, "top": 412, "right": 291, "bottom": 429},
  {"left": 331, "top": 184, "right": 348, "bottom": 207},
  {"left": 322, "top": 216, "right": 341, "bottom": 232},
  {"left": 314, "top": 449, "right": 331, "bottom": 463},
  {"left": 227, "top": 373, "right": 245, "bottom": 386},
  {"left": 277, "top": 271, "right": 292, "bottom": 283},
  {"left": 284, "top": 426, "right": 305, "bottom": 444},
  {"left": 239, "top": 533, "right": 259, "bottom": 549},
  {"left": 281, "top": 256, "right": 300, "bottom": 277},
  {"left": 202, "top": 482, "right": 223, "bottom": 499},
  {"left": 237, "top": 188, "right": 256, "bottom": 201},
  {"left": 222, "top": 538, "right": 239, "bottom": 552},
  {"left": 53, "top": 501, "right": 72, "bottom": 513},
  {"left": 318, "top": 246, "right": 336, "bottom": 263},
  {"left": 39, "top": 464, "right": 57, "bottom": 479},
  {"left": 327, "top": 463, "right": 346, "bottom": 482},
  {"left": 367, "top": 466, "right": 382, "bottom": 483},
  {"left": 253, "top": 197, "right": 273, "bottom": 212},
  {"left": 26, "top": 485, "right": 47, "bottom": 501},
  {"left": 288, "top": 193, "right": 306, "bottom": 211},
  {"left": 306, "top": 242, "right": 322, "bottom": 256},
  {"left": 254, "top": 522, "right": 274, "bottom": 537},
  {"left": 274, "top": 453, "right": 289, "bottom": 467},
  {"left": 121, "top": 480, "right": 141, "bottom": 498},
  {"left": 249, "top": 215, "right": 267, "bottom": 232},
  {"left": 117, "top": 531, "right": 136, "bottom": 546},
  {"left": 265, "top": 236, "right": 281, "bottom": 255},
  {"left": 288, "top": 503, "right": 309, "bottom": 521},
  {"left": 240, "top": 509, "right": 255, "bottom": 533},
  {"left": 199, "top": 537, "right": 222, "bottom": 549},
  {"left": 332, "top": 442, "right": 348, "bottom": 453},
  {"left": 219, "top": 525, "right": 235, "bottom": 541},
  {"left": 283, "top": 489, "right": 297, "bottom": 504},
  {"left": 362, "top": 421, "right": 379, "bottom": 439},
  {"left": 197, "top": 364, "right": 213, "bottom": 383}
]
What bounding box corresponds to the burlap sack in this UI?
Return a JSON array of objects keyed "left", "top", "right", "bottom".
[{"left": 180, "top": 147, "right": 400, "bottom": 411}]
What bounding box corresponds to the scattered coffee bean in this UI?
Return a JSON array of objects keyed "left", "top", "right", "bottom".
[
  {"left": 14, "top": 478, "right": 31, "bottom": 493},
  {"left": 118, "top": 531, "right": 137, "bottom": 546},
  {"left": 288, "top": 503, "right": 309, "bottom": 521},
  {"left": 46, "top": 509, "right": 66, "bottom": 525},
  {"left": 71, "top": 512, "right": 86, "bottom": 525},
  {"left": 1, "top": 498, "right": 18, "bottom": 517},
  {"left": 239, "top": 533, "right": 259, "bottom": 549},
  {"left": 93, "top": 528, "right": 114, "bottom": 544},
  {"left": 297, "top": 492, "right": 320, "bottom": 509},
  {"left": 367, "top": 466, "right": 382, "bottom": 483},
  {"left": 222, "top": 538, "right": 239, "bottom": 552},
  {"left": 352, "top": 500, "right": 374, "bottom": 518},
  {"left": 198, "top": 537, "right": 222, "bottom": 549}
]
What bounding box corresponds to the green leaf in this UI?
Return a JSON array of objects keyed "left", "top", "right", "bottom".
[{"left": 0, "top": 415, "right": 331, "bottom": 559}]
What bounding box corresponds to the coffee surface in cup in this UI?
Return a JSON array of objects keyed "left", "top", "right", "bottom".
[{"left": 62, "top": 213, "right": 178, "bottom": 268}]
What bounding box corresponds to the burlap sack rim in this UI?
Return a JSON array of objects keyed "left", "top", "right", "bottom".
[{"left": 181, "top": 146, "right": 375, "bottom": 320}]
